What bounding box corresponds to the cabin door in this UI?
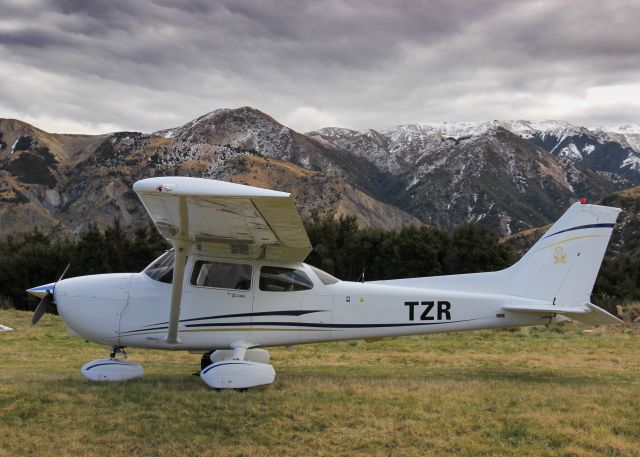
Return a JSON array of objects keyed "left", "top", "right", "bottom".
[{"left": 182, "top": 258, "right": 255, "bottom": 341}]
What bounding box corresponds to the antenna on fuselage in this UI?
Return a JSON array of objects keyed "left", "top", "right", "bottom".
[{"left": 357, "top": 258, "right": 366, "bottom": 283}]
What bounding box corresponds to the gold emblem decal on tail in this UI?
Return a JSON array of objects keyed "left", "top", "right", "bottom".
[{"left": 553, "top": 246, "right": 567, "bottom": 264}]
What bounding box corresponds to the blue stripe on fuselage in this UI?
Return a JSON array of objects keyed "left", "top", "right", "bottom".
[
  {"left": 119, "top": 317, "right": 486, "bottom": 335},
  {"left": 140, "top": 309, "right": 327, "bottom": 328}
]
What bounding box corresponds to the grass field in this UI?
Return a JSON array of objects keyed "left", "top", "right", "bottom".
[{"left": 1, "top": 309, "right": 639, "bottom": 457}]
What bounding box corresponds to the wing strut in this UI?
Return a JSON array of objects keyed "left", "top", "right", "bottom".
[{"left": 166, "top": 197, "right": 191, "bottom": 344}]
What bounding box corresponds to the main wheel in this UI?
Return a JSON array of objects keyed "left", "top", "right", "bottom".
[{"left": 201, "top": 351, "right": 214, "bottom": 370}]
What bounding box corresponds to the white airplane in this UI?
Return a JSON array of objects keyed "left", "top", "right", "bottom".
[{"left": 27, "top": 177, "right": 622, "bottom": 389}]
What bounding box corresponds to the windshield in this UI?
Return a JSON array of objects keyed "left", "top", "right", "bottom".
[
  {"left": 143, "top": 250, "right": 175, "bottom": 284},
  {"left": 308, "top": 265, "right": 340, "bottom": 285}
]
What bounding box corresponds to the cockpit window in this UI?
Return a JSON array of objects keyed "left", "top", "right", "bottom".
[
  {"left": 190, "top": 260, "right": 252, "bottom": 290},
  {"left": 143, "top": 250, "right": 175, "bottom": 284},
  {"left": 259, "top": 266, "right": 313, "bottom": 292},
  {"left": 308, "top": 265, "right": 340, "bottom": 285}
]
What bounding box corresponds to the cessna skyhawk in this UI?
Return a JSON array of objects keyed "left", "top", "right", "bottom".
[{"left": 27, "top": 177, "right": 622, "bottom": 389}]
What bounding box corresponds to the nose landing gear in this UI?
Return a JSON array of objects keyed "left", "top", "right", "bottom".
[
  {"left": 80, "top": 346, "right": 144, "bottom": 382},
  {"left": 110, "top": 345, "right": 127, "bottom": 359}
]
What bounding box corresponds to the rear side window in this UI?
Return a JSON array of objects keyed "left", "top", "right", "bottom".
[
  {"left": 191, "top": 260, "right": 252, "bottom": 290},
  {"left": 259, "top": 266, "right": 313, "bottom": 292}
]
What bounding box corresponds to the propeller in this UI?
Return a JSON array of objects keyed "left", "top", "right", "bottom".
[{"left": 31, "top": 263, "right": 70, "bottom": 326}]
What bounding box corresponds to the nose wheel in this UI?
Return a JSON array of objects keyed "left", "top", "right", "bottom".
[{"left": 80, "top": 346, "right": 143, "bottom": 382}]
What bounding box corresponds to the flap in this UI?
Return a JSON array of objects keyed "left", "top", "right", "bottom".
[{"left": 134, "top": 177, "right": 312, "bottom": 262}]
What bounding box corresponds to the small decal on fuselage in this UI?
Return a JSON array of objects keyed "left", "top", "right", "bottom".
[{"left": 404, "top": 301, "right": 451, "bottom": 321}]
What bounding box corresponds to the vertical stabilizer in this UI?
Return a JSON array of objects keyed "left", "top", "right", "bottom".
[{"left": 506, "top": 202, "right": 621, "bottom": 308}]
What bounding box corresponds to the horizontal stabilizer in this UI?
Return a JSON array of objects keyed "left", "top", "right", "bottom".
[
  {"left": 503, "top": 304, "right": 590, "bottom": 314},
  {"left": 566, "top": 303, "right": 622, "bottom": 325},
  {"left": 503, "top": 302, "right": 622, "bottom": 325}
]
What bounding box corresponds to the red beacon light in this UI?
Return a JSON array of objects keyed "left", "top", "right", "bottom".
[{"left": 580, "top": 197, "right": 587, "bottom": 205}]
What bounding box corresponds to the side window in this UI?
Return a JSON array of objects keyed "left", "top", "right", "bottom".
[
  {"left": 190, "top": 260, "right": 252, "bottom": 290},
  {"left": 259, "top": 266, "right": 313, "bottom": 292}
]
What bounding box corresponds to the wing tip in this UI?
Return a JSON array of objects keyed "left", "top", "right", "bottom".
[{"left": 133, "top": 177, "right": 290, "bottom": 198}]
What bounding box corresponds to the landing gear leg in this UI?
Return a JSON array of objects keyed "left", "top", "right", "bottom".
[{"left": 110, "top": 345, "right": 127, "bottom": 360}]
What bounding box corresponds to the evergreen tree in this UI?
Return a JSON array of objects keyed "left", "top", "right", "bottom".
[
  {"left": 444, "top": 223, "right": 515, "bottom": 274},
  {"left": 594, "top": 257, "right": 640, "bottom": 307}
]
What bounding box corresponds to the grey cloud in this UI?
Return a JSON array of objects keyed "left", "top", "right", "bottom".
[
  {"left": 0, "top": 0, "right": 638, "bottom": 134},
  {"left": 0, "top": 27, "right": 76, "bottom": 48}
]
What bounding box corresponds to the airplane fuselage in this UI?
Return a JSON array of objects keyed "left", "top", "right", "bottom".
[{"left": 51, "top": 255, "right": 544, "bottom": 351}]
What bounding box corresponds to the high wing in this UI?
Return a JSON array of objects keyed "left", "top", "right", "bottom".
[
  {"left": 133, "top": 176, "right": 312, "bottom": 343},
  {"left": 133, "top": 176, "right": 311, "bottom": 262}
]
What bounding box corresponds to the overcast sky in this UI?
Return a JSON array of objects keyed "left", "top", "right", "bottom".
[{"left": 1, "top": 0, "right": 639, "bottom": 134}]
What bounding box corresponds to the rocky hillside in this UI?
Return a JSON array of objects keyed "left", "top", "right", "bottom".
[
  {"left": 600, "top": 186, "right": 640, "bottom": 258},
  {"left": 0, "top": 112, "right": 421, "bottom": 238},
  {"left": 0, "top": 108, "right": 637, "bottom": 238},
  {"left": 503, "top": 185, "right": 640, "bottom": 259}
]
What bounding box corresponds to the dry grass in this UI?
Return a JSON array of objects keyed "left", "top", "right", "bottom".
[
  {"left": 620, "top": 302, "right": 640, "bottom": 325},
  {"left": 1, "top": 309, "right": 639, "bottom": 457}
]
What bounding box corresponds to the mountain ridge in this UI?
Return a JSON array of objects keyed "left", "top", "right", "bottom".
[{"left": 0, "top": 107, "right": 637, "bottom": 239}]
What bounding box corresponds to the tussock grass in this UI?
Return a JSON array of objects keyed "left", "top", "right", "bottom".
[{"left": 1, "top": 309, "right": 639, "bottom": 457}]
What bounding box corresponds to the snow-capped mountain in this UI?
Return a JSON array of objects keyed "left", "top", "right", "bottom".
[{"left": 308, "top": 119, "right": 638, "bottom": 234}]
